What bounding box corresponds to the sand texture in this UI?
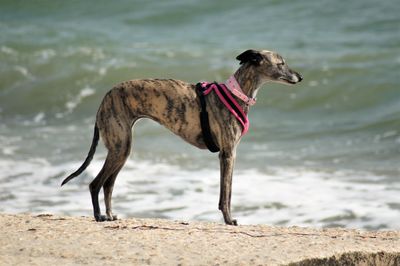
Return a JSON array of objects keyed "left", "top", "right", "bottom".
[{"left": 0, "top": 213, "right": 399, "bottom": 265}]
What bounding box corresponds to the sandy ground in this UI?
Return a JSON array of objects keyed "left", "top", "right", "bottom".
[{"left": 0, "top": 213, "right": 399, "bottom": 266}]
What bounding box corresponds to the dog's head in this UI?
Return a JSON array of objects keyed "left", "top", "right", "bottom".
[{"left": 236, "top": 49, "right": 303, "bottom": 85}]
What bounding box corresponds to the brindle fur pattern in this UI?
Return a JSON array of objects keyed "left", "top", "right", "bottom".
[{"left": 62, "top": 49, "right": 303, "bottom": 225}]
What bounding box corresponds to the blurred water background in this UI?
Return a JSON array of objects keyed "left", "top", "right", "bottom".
[{"left": 1, "top": 0, "right": 399, "bottom": 229}]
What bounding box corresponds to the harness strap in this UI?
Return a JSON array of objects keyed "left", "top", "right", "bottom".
[
  {"left": 225, "top": 75, "right": 256, "bottom": 106},
  {"left": 196, "top": 79, "right": 252, "bottom": 153},
  {"left": 196, "top": 83, "right": 220, "bottom": 153},
  {"left": 200, "top": 82, "right": 250, "bottom": 135},
  {"left": 214, "top": 83, "right": 249, "bottom": 135}
]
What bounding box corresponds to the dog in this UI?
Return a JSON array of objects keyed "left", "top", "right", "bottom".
[{"left": 62, "top": 49, "right": 303, "bottom": 225}]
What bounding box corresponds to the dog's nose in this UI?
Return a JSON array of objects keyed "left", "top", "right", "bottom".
[{"left": 297, "top": 73, "right": 303, "bottom": 82}]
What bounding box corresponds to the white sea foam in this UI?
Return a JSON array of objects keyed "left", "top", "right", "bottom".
[
  {"left": 34, "top": 49, "right": 56, "bottom": 62},
  {"left": 0, "top": 135, "right": 22, "bottom": 156},
  {"left": 1, "top": 46, "right": 18, "bottom": 56},
  {"left": 13, "top": 65, "right": 35, "bottom": 79},
  {"left": 65, "top": 86, "right": 96, "bottom": 113},
  {"left": 33, "top": 112, "right": 46, "bottom": 123},
  {"left": 1, "top": 156, "right": 398, "bottom": 230},
  {"left": 64, "top": 46, "right": 105, "bottom": 61}
]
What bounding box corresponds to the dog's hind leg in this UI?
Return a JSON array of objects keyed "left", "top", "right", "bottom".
[
  {"left": 103, "top": 163, "right": 127, "bottom": 221},
  {"left": 89, "top": 125, "right": 132, "bottom": 222},
  {"left": 218, "top": 148, "right": 238, "bottom": 226},
  {"left": 89, "top": 156, "right": 114, "bottom": 222}
]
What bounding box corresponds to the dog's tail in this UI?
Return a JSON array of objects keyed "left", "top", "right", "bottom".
[{"left": 61, "top": 124, "right": 100, "bottom": 186}]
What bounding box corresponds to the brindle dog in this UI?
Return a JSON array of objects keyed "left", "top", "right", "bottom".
[{"left": 62, "top": 49, "right": 303, "bottom": 225}]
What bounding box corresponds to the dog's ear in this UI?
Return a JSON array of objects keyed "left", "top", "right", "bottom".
[{"left": 236, "top": 49, "right": 263, "bottom": 65}]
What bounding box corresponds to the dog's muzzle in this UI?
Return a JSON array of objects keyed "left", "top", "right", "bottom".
[{"left": 280, "top": 72, "right": 303, "bottom": 84}]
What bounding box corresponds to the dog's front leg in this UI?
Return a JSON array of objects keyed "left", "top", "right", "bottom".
[{"left": 218, "top": 148, "right": 238, "bottom": 226}]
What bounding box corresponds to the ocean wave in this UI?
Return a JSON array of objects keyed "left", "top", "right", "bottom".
[
  {"left": 1, "top": 45, "right": 18, "bottom": 56},
  {"left": 65, "top": 86, "right": 96, "bottom": 114},
  {"left": 0, "top": 157, "right": 398, "bottom": 230}
]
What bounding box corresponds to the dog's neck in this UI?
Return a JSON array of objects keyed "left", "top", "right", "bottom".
[{"left": 233, "top": 65, "right": 263, "bottom": 111}]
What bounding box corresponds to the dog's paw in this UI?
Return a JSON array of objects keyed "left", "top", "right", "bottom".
[
  {"left": 229, "top": 219, "right": 238, "bottom": 226},
  {"left": 94, "top": 214, "right": 107, "bottom": 222},
  {"left": 225, "top": 218, "right": 238, "bottom": 226},
  {"left": 106, "top": 214, "right": 118, "bottom": 221}
]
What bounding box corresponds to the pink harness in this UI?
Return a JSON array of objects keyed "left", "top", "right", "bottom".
[
  {"left": 199, "top": 75, "right": 256, "bottom": 136},
  {"left": 225, "top": 75, "right": 257, "bottom": 106}
]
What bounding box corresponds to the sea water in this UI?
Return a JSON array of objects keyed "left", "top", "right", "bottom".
[{"left": 0, "top": 0, "right": 399, "bottom": 229}]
